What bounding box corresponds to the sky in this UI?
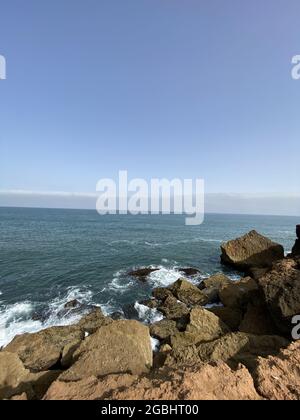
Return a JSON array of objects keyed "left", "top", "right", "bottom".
[{"left": 0, "top": 0, "right": 300, "bottom": 213}]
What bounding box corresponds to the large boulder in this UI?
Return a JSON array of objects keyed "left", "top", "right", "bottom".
[
  {"left": 257, "top": 259, "right": 300, "bottom": 335},
  {"left": 4, "top": 326, "right": 85, "bottom": 372},
  {"left": 44, "top": 363, "right": 261, "bottom": 400},
  {"left": 208, "top": 306, "right": 243, "bottom": 331},
  {"left": 239, "top": 302, "right": 277, "bottom": 336},
  {"left": 158, "top": 295, "right": 190, "bottom": 320},
  {"left": 60, "top": 320, "right": 152, "bottom": 381},
  {"left": 0, "top": 352, "right": 60, "bottom": 400},
  {"left": 169, "top": 308, "right": 230, "bottom": 350},
  {"left": 221, "top": 230, "right": 284, "bottom": 270},
  {"left": 254, "top": 341, "right": 300, "bottom": 400},
  {"left": 150, "top": 319, "right": 179, "bottom": 341},
  {"left": 169, "top": 278, "right": 209, "bottom": 306},
  {"left": 219, "top": 277, "right": 259, "bottom": 309}
]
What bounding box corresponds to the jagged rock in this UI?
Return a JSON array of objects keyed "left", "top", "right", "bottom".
[
  {"left": 168, "top": 278, "right": 209, "bottom": 306},
  {"left": 257, "top": 258, "right": 300, "bottom": 335},
  {"left": 77, "top": 308, "right": 113, "bottom": 334},
  {"left": 64, "top": 299, "right": 81, "bottom": 309},
  {"left": 152, "top": 287, "right": 173, "bottom": 301},
  {"left": 239, "top": 302, "right": 277, "bottom": 336},
  {"left": 150, "top": 319, "right": 179, "bottom": 341},
  {"left": 221, "top": 230, "right": 284, "bottom": 270},
  {"left": 219, "top": 277, "right": 259, "bottom": 309},
  {"left": 122, "top": 303, "right": 140, "bottom": 320},
  {"left": 158, "top": 296, "right": 190, "bottom": 320},
  {"left": 44, "top": 363, "right": 261, "bottom": 400},
  {"left": 128, "top": 267, "right": 159, "bottom": 281},
  {"left": 0, "top": 352, "right": 60, "bottom": 400},
  {"left": 196, "top": 332, "right": 289, "bottom": 371},
  {"left": 4, "top": 326, "right": 85, "bottom": 372},
  {"left": 254, "top": 341, "right": 300, "bottom": 400},
  {"left": 59, "top": 320, "right": 152, "bottom": 381},
  {"left": 169, "top": 308, "right": 229, "bottom": 350},
  {"left": 208, "top": 306, "right": 243, "bottom": 331}
]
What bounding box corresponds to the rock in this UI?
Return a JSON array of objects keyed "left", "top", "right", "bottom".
[
  {"left": 60, "top": 320, "right": 152, "bottom": 381},
  {"left": 221, "top": 230, "right": 284, "bottom": 270},
  {"left": 5, "top": 326, "right": 85, "bottom": 372},
  {"left": 239, "top": 302, "right": 277, "bottom": 336},
  {"left": 257, "top": 258, "right": 300, "bottom": 335},
  {"left": 150, "top": 319, "right": 179, "bottom": 341},
  {"left": 110, "top": 311, "right": 124, "bottom": 320},
  {"left": 76, "top": 308, "right": 113, "bottom": 334},
  {"left": 44, "top": 363, "right": 261, "bottom": 400},
  {"left": 0, "top": 352, "right": 60, "bottom": 400},
  {"left": 291, "top": 240, "right": 300, "bottom": 257},
  {"left": 64, "top": 299, "right": 81, "bottom": 309},
  {"left": 152, "top": 287, "right": 173, "bottom": 301},
  {"left": 208, "top": 306, "right": 243, "bottom": 331},
  {"left": 219, "top": 277, "right": 259, "bottom": 309},
  {"left": 196, "top": 332, "right": 289, "bottom": 371},
  {"left": 170, "top": 308, "right": 230, "bottom": 350},
  {"left": 199, "top": 273, "right": 232, "bottom": 291},
  {"left": 168, "top": 278, "right": 209, "bottom": 306},
  {"left": 128, "top": 267, "right": 159, "bottom": 281},
  {"left": 254, "top": 341, "right": 300, "bottom": 400},
  {"left": 158, "top": 296, "right": 190, "bottom": 320},
  {"left": 122, "top": 303, "right": 140, "bottom": 320},
  {"left": 248, "top": 267, "right": 270, "bottom": 281},
  {"left": 179, "top": 268, "right": 201, "bottom": 277},
  {"left": 139, "top": 299, "right": 158, "bottom": 309}
]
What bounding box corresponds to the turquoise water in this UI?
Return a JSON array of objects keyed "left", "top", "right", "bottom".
[{"left": 0, "top": 207, "right": 298, "bottom": 346}]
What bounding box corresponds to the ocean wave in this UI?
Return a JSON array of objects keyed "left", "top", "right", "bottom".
[{"left": 134, "top": 302, "right": 163, "bottom": 324}]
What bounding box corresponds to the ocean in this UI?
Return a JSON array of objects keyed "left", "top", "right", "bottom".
[{"left": 0, "top": 207, "right": 298, "bottom": 347}]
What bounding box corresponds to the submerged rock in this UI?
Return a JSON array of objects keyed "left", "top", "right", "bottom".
[
  {"left": 128, "top": 267, "right": 159, "bottom": 281},
  {"left": 221, "top": 230, "right": 284, "bottom": 270}
]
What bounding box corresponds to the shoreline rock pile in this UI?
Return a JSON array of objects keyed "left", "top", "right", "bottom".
[{"left": 1, "top": 229, "right": 300, "bottom": 400}]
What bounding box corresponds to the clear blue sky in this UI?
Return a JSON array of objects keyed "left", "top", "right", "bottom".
[{"left": 0, "top": 0, "right": 300, "bottom": 195}]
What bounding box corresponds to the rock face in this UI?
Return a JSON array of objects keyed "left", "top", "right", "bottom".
[
  {"left": 0, "top": 352, "right": 60, "bottom": 400},
  {"left": 208, "top": 307, "right": 243, "bottom": 331},
  {"left": 4, "top": 326, "right": 85, "bottom": 372},
  {"left": 44, "top": 362, "right": 261, "bottom": 400},
  {"left": 254, "top": 341, "right": 300, "bottom": 400},
  {"left": 169, "top": 278, "right": 208, "bottom": 306},
  {"left": 60, "top": 320, "right": 152, "bottom": 381},
  {"left": 221, "top": 230, "right": 284, "bottom": 270},
  {"left": 257, "top": 259, "right": 300, "bottom": 335}
]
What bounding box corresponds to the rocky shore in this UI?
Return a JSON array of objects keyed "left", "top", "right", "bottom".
[{"left": 1, "top": 228, "right": 300, "bottom": 400}]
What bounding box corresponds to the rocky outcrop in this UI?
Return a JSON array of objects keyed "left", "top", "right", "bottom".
[
  {"left": 158, "top": 295, "right": 190, "bottom": 320},
  {"left": 168, "top": 278, "right": 209, "bottom": 306},
  {"left": 219, "top": 277, "right": 259, "bottom": 309},
  {"left": 254, "top": 341, "right": 300, "bottom": 400},
  {"left": 59, "top": 320, "right": 152, "bottom": 382},
  {"left": 221, "top": 230, "right": 284, "bottom": 270},
  {"left": 76, "top": 308, "right": 113, "bottom": 334},
  {"left": 4, "top": 326, "right": 85, "bottom": 372},
  {"left": 150, "top": 319, "right": 179, "bottom": 341},
  {"left": 0, "top": 352, "right": 60, "bottom": 400},
  {"left": 257, "top": 258, "right": 300, "bottom": 335},
  {"left": 44, "top": 362, "right": 261, "bottom": 400}
]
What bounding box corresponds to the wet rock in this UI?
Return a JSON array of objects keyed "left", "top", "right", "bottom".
[
  {"left": 60, "top": 320, "right": 152, "bottom": 381},
  {"left": 219, "top": 276, "right": 259, "bottom": 309},
  {"left": 254, "top": 341, "right": 300, "bottom": 400},
  {"left": 221, "top": 230, "right": 284, "bottom": 270},
  {"left": 128, "top": 267, "right": 159, "bottom": 282},
  {"left": 44, "top": 363, "right": 261, "bottom": 400},
  {"left": 150, "top": 319, "right": 179, "bottom": 341},
  {"left": 168, "top": 278, "right": 209, "bottom": 306},
  {"left": 139, "top": 299, "right": 159, "bottom": 309},
  {"left": 4, "top": 326, "right": 85, "bottom": 372},
  {"left": 158, "top": 296, "right": 190, "bottom": 320},
  {"left": 64, "top": 299, "right": 81, "bottom": 309},
  {"left": 257, "top": 258, "right": 300, "bottom": 335},
  {"left": 122, "top": 303, "right": 140, "bottom": 320},
  {"left": 179, "top": 268, "right": 201, "bottom": 277}
]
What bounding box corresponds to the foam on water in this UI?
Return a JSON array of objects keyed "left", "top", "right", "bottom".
[{"left": 134, "top": 302, "right": 164, "bottom": 324}]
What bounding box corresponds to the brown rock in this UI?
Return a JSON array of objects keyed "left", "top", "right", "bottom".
[
  {"left": 208, "top": 306, "right": 243, "bottom": 331},
  {"left": 169, "top": 278, "right": 209, "bottom": 306},
  {"left": 221, "top": 230, "right": 284, "bottom": 270},
  {"left": 158, "top": 295, "right": 190, "bottom": 320},
  {"left": 257, "top": 258, "right": 300, "bottom": 335},
  {"left": 44, "top": 363, "right": 261, "bottom": 400},
  {"left": 128, "top": 267, "right": 159, "bottom": 281},
  {"left": 254, "top": 341, "right": 300, "bottom": 400},
  {"left": 60, "top": 320, "right": 152, "bottom": 381},
  {"left": 179, "top": 268, "right": 201, "bottom": 277},
  {"left": 219, "top": 277, "right": 259, "bottom": 309},
  {"left": 76, "top": 308, "right": 113, "bottom": 334},
  {"left": 199, "top": 273, "right": 232, "bottom": 291},
  {"left": 150, "top": 319, "right": 179, "bottom": 341},
  {"left": 152, "top": 287, "right": 173, "bottom": 301},
  {"left": 239, "top": 302, "right": 277, "bottom": 336},
  {"left": 5, "top": 326, "right": 84, "bottom": 372}
]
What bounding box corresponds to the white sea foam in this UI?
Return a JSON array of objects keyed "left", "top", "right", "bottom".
[
  {"left": 134, "top": 302, "right": 163, "bottom": 324},
  {"left": 151, "top": 337, "right": 160, "bottom": 352}
]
